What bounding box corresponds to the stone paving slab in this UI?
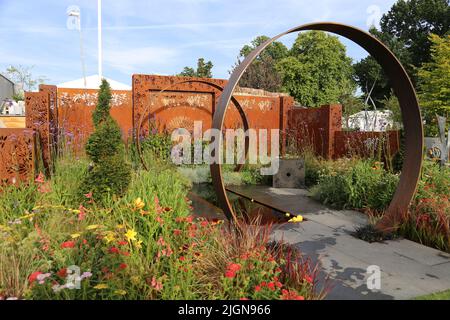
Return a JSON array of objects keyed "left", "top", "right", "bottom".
[{"left": 258, "top": 186, "right": 450, "bottom": 300}]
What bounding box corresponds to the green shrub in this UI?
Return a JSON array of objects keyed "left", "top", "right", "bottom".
[
  {"left": 139, "top": 133, "right": 172, "bottom": 163},
  {"left": 81, "top": 80, "right": 131, "bottom": 202},
  {"left": 312, "top": 160, "right": 399, "bottom": 211}
]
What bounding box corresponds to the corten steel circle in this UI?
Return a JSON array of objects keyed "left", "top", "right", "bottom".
[
  {"left": 210, "top": 22, "right": 423, "bottom": 232},
  {"left": 136, "top": 79, "right": 250, "bottom": 172}
]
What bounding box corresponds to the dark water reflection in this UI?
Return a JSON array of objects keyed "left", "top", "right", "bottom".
[{"left": 190, "top": 183, "right": 290, "bottom": 225}]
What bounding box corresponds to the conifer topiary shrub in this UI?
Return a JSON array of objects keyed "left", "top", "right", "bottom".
[{"left": 81, "top": 79, "right": 131, "bottom": 202}]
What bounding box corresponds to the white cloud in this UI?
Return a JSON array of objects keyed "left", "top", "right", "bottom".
[{"left": 103, "top": 46, "right": 180, "bottom": 75}]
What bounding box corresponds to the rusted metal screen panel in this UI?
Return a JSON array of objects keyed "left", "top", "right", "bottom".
[
  {"left": 334, "top": 130, "right": 400, "bottom": 159},
  {"left": 0, "top": 128, "right": 36, "bottom": 185},
  {"left": 25, "top": 91, "right": 51, "bottom": 174},
  {"left": 57, "top": 88, "right": 132, "bottom": 152}
]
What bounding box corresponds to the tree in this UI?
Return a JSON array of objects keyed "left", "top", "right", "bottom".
[
  {"left": 418, "top": 34, "right": 450, "bottom": 136},
  {"left": 81, "top": 79, "right": 131, "bottom": 202},
  {"left": 276, "top": 31, "right": 355, "bottom": 107},
  {"left": 380, "top": 0, "right": 450, "bottom": 69},
  {"left": 178, "top": 58, "right": 213, "bottom": 78},
  {"left": 231, "top": 35, "right": 289, "bottom": 92},
  {"left": 354, "top": 27, "right": 413, "bottom": 108},
  {"left": 2, "top": 65, "right": 47, "bottom": 92},
  {"left": 354, "top": 0, "right": 449, "bottom": 108}
]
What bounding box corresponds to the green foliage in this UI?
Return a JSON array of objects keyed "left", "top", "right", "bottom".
[
  {"left": 81, "top": 79, "right": 131, "bottom": 202},
  {"left": 232, "top": 35, "right": 289, "bottom": 92},
  {"left": 92, "top": 79, "right": 113, "bottom": 127},
  {"left": 354, "top": 0, "right": 450, "bottom": 107},
  {"left": 178, "top": 58, "right": 213, "bottom": 78},
  {"left": 139, "top": 133, "right": 172, "bottom": 163},
  {"left": 399, "top": 161, "right": 450, "bottom": 252},
  {"left": 354, "top": 27, "right": 413, "bottom": 107},
  {"left": 276, "top": 31, "right": 355, "bottom": 107},
  {"left": 311, "top": 160, "right": 399, "bottom": 211},
  {"left": 418, "top": 34, "right": 450, "bottom": 136},
  {"left": 1, "top": 153, "right": 319, "bottom": 300},
  {"left": 379, "top": 0, "right": 450, "bottom": 69}
]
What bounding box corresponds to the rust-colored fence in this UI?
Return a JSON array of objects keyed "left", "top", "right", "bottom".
[
  {"left": 132, "top": 74, "right": 293, "bottom": 152},
  {"left": 287, "top": 104, "right": 342, "bottom": 158},
  {"left": 25, "top": 91, "right": 52, "bottom": 174},
  {"left": 0, "top": 128, "right": 36, "bottom": 185},
  {"left": 58, "top": 88, "right": 132, "bottom": 151},
  {"left": 334, "top": 131, "right": 400, "bottom": 159},
  {"left": 287, "top": 104, "right": 400, "bottom": 159}
]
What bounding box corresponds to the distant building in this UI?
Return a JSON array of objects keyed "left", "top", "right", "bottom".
[
  {"left": 57, "top": 75, "right": 131, "bottom": 90},
  {"left": 0, "top": 74, "right": 15, "bottom": 103}
]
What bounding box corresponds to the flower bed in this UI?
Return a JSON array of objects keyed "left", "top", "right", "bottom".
[{"left": 0, "top": 156, "right": 323, "bottom": 300}]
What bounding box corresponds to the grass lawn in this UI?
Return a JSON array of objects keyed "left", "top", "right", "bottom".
[{"left": 415, "top": 289, "right": 450, "bottom": 300}]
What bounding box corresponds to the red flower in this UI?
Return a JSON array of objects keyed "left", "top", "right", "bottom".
[
  {"left": 281, "top": 289, "right": 305, "bottom": 300},
  {"left": 121, "top": 251, "right": 130, "bottom": 256},
  {"left": 240, "top": 298, "right": 249, "bottom": 300},
  {"left": 173, "top": 229, "right": 182, "bottom": 236},
  {"left": 84, "top": 192, "right": 93, "bottom": 199},
  {"left": 254, "top": 285, "right": 261, "bottom": 292},
  {"left": 119, "top": 263, "right": 127, "bottom": 270},
  {"left": 224, "top": 263, "right": 241, "bottom": 278},
  {"left": 179, "top": 256, "right": 186, "bottom": 262},
  {"left": 304, "top": 275, "right": 313, "bottom": 284},
  {"left": 60, "top": 241, "right": 76, "bottom": 249},
  {"left": 200, "top": 220, "right": 208, "bottom": 228},
  {"left": 118, "top": 241, "right": 128, "bottom": 246},
  {"left": 267, "top": 282, "right": 275, "bottom": 291},
  {"left": 28, "top": 271, "right": 42, "bottom": 284},
  {"left": 57, "top": 268, "right": 67, "bottom": 278},
  {"left": 109, "top": 247, "right": 120, "bottom": 254}
]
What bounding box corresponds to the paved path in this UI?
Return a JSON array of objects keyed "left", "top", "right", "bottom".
[{"left": 225, "top": 186, "right": 450, "bottom": 300}]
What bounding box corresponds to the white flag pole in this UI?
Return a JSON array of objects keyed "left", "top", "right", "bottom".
[{"left": 98, "top": 0, "right": 103, "bottom": 81}]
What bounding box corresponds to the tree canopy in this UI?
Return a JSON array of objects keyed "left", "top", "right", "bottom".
[
  {"left": 276, "top": 31, "right": 355, "bottom": 107},
  {"left": 178, "top": 58, "right": 213, "bottom": 78},
  {"left": 418, "top": 34, "right": 450, "bottom": 135},
  {"left": 231, "top": 36, "right": 288, "bottom": 92},
  {"left": 354, "top": 0, "right": 450, "bottom": 107}
]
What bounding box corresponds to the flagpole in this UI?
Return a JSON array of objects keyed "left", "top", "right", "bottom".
[{"left": 98, "top": 0, "right": 103, "bottom": 81}]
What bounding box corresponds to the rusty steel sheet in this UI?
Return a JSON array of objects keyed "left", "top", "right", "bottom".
[
  {"left": 136, "top": 78, "right": 250, "bottom": 172},
  {"left": 210, "top": 22, "right": 423, "bottom": 232},
  {"left": 39, "top": 84, "right": 58, "bottom": 162},
  {"left": 25, "top": 91, "right": 52, "bottom": 176},
  {"left": 0, "top": 128, "right": 36, "bottom": 185},
  {"left": 132, "top": 75, "right": 228, "bottom": 136}
]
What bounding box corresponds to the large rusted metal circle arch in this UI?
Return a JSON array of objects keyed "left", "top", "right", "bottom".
[
  {"left": 136, "top": 79, "right": 250, "bottom": 172},
  {"left": 210, "top": 22, "right": 423, "bottom": 232}
]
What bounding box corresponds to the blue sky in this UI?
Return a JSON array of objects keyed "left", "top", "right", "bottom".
[{"left": 0, "top": 0, "right": 397, "bottom": 86}]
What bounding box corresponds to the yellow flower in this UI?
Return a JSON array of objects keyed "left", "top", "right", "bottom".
[
  {"left": 125, "top": 229, "right": 137, "bottom": 242},
  {"left": 288, "top": 215, "right": 304, "bottom": 223},
  {"left": 93, "top": 284, "right": 109, "bottom": 290},
  {"left": 135, "top": 239, "right": 143, "bottom": 249},
  {"left": 114, "top": 290, "right": 127, "bottom": 296},
  {"left": 285, "top": 213, "right": 291, "bottom": 217},
  {"left": 86, "top": 225, "right": 100, "bottom": 230},
  {"left": 133, "top": 198, "right": 145, "bottom": 210},
  {"left": 116, "top": 224, "right": 125, "bottom": 230},
  {"left": 71, "top": 233, "right": 81, "bottom": 239},
  {"left": 104, "top": 232, "right": 116, "bottom": 244}
]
